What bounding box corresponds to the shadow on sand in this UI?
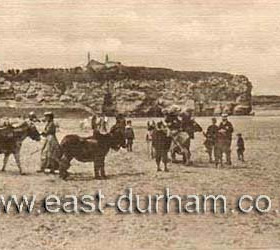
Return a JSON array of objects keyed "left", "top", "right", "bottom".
[
  {"left": 169, "top": 160, "right": 248, "bottom": 170},
  {"left": 0, "top": 170, "right": 32, "bottom": 176},
  {"left": 64, "top": 171, "right": 146, "bottom": 181}
]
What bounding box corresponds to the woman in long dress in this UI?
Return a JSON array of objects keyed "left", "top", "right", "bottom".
[{"left": 38, "top": 112, "right": 61, "bottom": 173}]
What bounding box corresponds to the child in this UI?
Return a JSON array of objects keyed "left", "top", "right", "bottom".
[
  {"left": 237, "top": 133, "right": 245, "bottom": 161},
  {"left": 125, "top": 120, "right": 135, "bottom": 152}
]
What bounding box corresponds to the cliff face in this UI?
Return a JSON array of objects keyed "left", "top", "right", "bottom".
[{"left": 0, "top": 66, "right": 253, "bottom": 116}]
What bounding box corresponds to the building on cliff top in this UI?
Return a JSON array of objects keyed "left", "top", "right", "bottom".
[
  {"left": 86, "top": 53, "right": 121, "bottom": 70},
  {"left": 86, "top": 52, "right": 105, "bottom": 71},
  {"left": 105, "top": 54, "right": 121, "bottom": 69}
]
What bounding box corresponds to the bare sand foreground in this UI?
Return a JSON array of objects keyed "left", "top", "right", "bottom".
[{"left": 1, "top": 115, "right": 280, "bottom": 250}]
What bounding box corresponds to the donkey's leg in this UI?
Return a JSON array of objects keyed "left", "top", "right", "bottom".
[
  {"left": 182, "top": 153, "right": 187, "bottom": 164},
  {"left": 184, "top": 151, "right": 190, "bottom": 166},
  {"left": 183, "top": 147, "right": 191, "bottom": 166},
  {"left": 94, "top": 156, "right": 103, "bottom": 179},
  {"left": 183, "top": 139, "right": 192, "bottom": 166},
  {"left": 97, "top": 154, "right": 106, "bottom": 179},
  {"left": 2, "top": 153, "right": 10, "bottom": 172},
  {"left": 187, "top": 146, "right": 192, "bottom": 165},
  {"left": 94, "top": 162, "right": 101, "bottom": 179},
  {"left": 170, "top": 142, "right": 177, "bottom": 163},
  {"left": 13, "top": 152, "right": 23, "bottom": 175},
  {"left": 100, "top": 162, "right": 106, "bottom": 179},
  {"left": 59, "top": 154, "right": 72, "bottom": 180}
]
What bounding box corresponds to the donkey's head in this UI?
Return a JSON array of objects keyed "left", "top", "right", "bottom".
[
  {"left": 12, "top": 121, "right": 40, "bottom": 141},
  {"left": 109, "top": 122, "right": 126, "bottom": 150},
  {"left": 26, "top": 122, "right": 41, "bottom": 141}
]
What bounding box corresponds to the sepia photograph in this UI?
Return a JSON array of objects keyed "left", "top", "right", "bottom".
[{"left": 1, "top": 0, "right": 280, "bottom": 249}]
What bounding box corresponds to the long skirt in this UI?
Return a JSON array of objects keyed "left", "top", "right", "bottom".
[{"left": 41, "top": 135, "right": 61, "bottom": 170}]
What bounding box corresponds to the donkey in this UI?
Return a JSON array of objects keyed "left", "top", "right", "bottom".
[
  {"left": 59, "top": 123, "right": 126, "bottom": 180},
  {"left": 0, "top": 121, "right": 41, "bottom": 174}
]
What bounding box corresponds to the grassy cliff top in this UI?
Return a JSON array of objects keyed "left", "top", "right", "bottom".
[{"left": 0, "top": 65, "right": 251, "bottom": 87}]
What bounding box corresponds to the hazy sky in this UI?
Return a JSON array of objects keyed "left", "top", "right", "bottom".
[{"left": 1, "top": 0, "right": 280, "bottom": 94}]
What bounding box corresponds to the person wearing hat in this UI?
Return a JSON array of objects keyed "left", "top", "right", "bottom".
[
  {"left": 152, "top": 121, "right": 171, "bottom": 172},
  {"left": 115, "top": 113, "right": 126, "bottom": 129},
  {"left": 28, "top": 112, "right": 40, "bottom": 123},
  {"left": 170, "top": 105, "right": 181, "bottom": 114},
  {"left": 178, "top": 110, "right": 202, "bottom": 165},
  {"left": 164, "top": 107, "right": 181, "bottom": 132},
  {"left": 204, "top": 117, "right": 219, "bottom": 163},
  {"left": 218, "top": 113, "right": 234, "bottom": 165},
  {"left": 125, "top": 120, "right": 135, "bottom": 152},
  {"left": 181, "top": 110, "right": 202, "bottom": 139},
  {"left": 38, "top": 112, "right": 60, "bottom": 173}
]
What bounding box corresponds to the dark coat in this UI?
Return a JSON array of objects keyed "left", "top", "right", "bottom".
[
  {"left": 165, "top": 114, "right": 181, "bottom": 130},
  {"left": 125, "top": 126, "right": 135, "bottom": 140},
  {"left": 237, "top": 137, "right": 245, "bottom": 150},
  {"left": 206, "top": 124, "right": 219, "bottom": 142},
  {"left": 218, "top": 121, "right": 234, "bottom": 139},
  {"left": 42, "top": 121, "right": 56, "bottom": 137},
  {"left": 181, "top": 118, "right": 202, "bottom": 139}
]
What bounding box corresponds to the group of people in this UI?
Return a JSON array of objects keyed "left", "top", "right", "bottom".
[
  {"left": 90, "top": 114, "right": 135, "bottom": 152},
  {"left": 146, "top": 106, "right": 245, "bottom": 168},
  {"left": 204, "top": 113, "right": 245, "bottom": 164},
  {"left": 19, "top": 108, "right": 245, "bottom": 175},
  {"left": 91, "top": 113, "right": 109, "bottom": 136}
]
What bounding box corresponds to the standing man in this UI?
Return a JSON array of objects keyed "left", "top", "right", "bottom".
[
  {"left": 218, "top": 113, "right": 234, "bottom": 165},
  {"left": 204, "top": 117, "right": 219, "bottom": 163}
]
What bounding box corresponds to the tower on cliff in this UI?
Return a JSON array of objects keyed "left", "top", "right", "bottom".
[
  {"left": 87, "top": 52, "right": 91, "bottom": 64},
  {"left": 105, "top": 54, "right": 109, "bottom": 64},
  {"left": 104, "top": 54, "right": 121, "bottom": 69}
]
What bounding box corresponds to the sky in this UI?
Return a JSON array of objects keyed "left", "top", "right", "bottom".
[{"left": 1, "top": 0, "right": 280, "bottom": 94}]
